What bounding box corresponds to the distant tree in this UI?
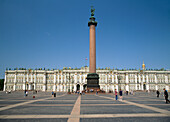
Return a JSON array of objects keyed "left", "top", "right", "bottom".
[
  {"left": 0, "top": 79, "right": 4, "bottom": 91},
  {"left": 160, "top": 68, "right": 165, "bottom": 71}
]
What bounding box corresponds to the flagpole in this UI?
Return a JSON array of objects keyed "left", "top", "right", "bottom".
[{"left": 85, "top": 58, "right": 88, "bottom": 67}]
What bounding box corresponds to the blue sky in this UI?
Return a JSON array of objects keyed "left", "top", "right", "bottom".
[{"left": 0, "top": 0, "right": 170, "bottom": 78}]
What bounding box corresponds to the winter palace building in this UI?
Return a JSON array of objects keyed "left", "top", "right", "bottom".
[{"left": 3, "top": 63, "right": 170, "bottom": 92}]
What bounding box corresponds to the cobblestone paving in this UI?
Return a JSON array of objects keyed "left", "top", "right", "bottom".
[{"left": 0, "top": 91, "right": 170, "bottom": 122}]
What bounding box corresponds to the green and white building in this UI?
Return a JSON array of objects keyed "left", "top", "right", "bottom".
[{"left": 4, "top": 63, "right": 170, "bottom": 92}]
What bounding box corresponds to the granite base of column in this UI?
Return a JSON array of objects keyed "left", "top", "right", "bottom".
[{"left": 87, "top": 73, "right": 100, "bottom": 90}]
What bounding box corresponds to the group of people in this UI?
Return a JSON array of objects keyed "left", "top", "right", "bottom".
[
  {"left": 157, "top": 88, "right": 170, "bottom": 104},
  {"left": 114, "top": 88, "right": 170, "bottom": 104},
  {"left": 114, "top": 89, "right": 123, "bottom": 101}
]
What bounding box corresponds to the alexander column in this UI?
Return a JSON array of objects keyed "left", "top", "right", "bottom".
[{"left": 87, "top": 7, "right": 100, "bottom": 90}]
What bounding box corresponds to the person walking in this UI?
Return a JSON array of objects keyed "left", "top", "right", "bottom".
[
  {"left": 26, "top": 90, "right": 28, "bottom": 97},
  {"left": 115, "top": 89, "right": 118, "bottom": 100},
  {"left": 163, "top": 88, "right": 170, "bottom": 104},
  {"left": 119, "top": 89, "right": 123, "bottom": 101},
  {"left": 24, "top": 90, "right": 26, "bottom": 97},
  {"left": 156, "top": 90, "right": 160, "bottom": 98},
  {"left": 52, "top": 91, "right": 54, "bottom": 97}
]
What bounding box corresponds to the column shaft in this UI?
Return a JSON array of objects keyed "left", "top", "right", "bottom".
[{"left": 89, "top": 25, "right": 96, "bottom": 73}]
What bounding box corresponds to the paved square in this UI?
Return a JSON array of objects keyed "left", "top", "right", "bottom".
[{"left": 0, "top": 91, "right": 170, "bottom": 122}]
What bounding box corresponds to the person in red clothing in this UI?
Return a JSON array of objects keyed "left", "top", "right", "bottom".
[{"left": 115, "top": 89, "right": 118, "bottom": 100}]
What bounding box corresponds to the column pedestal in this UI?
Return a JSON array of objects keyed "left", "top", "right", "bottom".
[{"left": 87, "top": 73, "right": 100, "bottom": 90}]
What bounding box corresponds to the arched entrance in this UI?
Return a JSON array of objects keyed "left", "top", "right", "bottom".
[
  {"left": 143, "top": 84, "right": 146, "bottom": 90},
  {"left": 83, "top": 84, "right": 87, "bottom": 90},
  {"left": 32, "top": 85, "right": 34, "bottom": 90},
  {"left": 77, "top": 84, "right": 80, "bottom": 91}
]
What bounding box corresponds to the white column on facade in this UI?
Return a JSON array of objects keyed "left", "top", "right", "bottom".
[
  {"left": 31, "top": 73, "right": 33, "bottom": 83},
  {"left": 74, "top": 84, "right": 77, "bottom": 92},
  {"left": 83, "top": 74, "right": 86, "bottom": 83},
  {"left": 59, "top": 84, "right": 61, "bottom": 92},
  {"left": 105, "top": 84, "right": 108, "bottom": 92},
  {"left": 57, "top": 74, "right": 60, "bottom": 84},
  {"left": 61, "top": 73, "right": 63, "bottom": 84},
  {"left": 125, "top": 73, "right": 129, "bottom": 91},
  {"left": 79, "top": 73, "right": 82, "bottom": 84},
  {"left": 141, "top": 74, "right": 144, "bottom": 90},
  {"left": 70, "top": 83, "right": 73, "bottom": 92},
  {"left": 75, "top": 73, "right": 77, "bottom": 83},
  {"left": 13, "top": 73, "right": 17, "bottom": 91},
  {"left": 57, "top": 73, "right": 60, "bottom": 92},
  {"left": 115, "top": 85, "right": 118, "bottom": 91},
  {"left": 80, "top": 84, "right": 83, "bottom": 93},
  {"left": 138, "top": 74, "right": 141, "bottom": 90},
  {"left": 34, "top": 73, "right": 37, "bottom": 90},
  {"left": 108, "top": 74, "right": 110, "bottom": 92},
  {"left": 43, "top": 73, "right": 46, "bottom": 91},
  {"left": 57, "top": 84, "right": 59, "bottom": 92},
  {"left": 165, "top": 75, "right": 168, "bottom": 83},
  {"left": 26, "top": 73, "right": 29, "bottom": 90},
  {"left": 115, "top": 73, "right": 118, "bottom": 91},
  {"left": 28, "top": 84, "right": 32, "bottom": 90},
  {"left": 27, "top": 73, "right": 29, "bottom": 82},
  {"left": 53, "top": 73, "right": 56, "bottom": 91},
  {"left": 112, "top": 84, "right": 114, "bottom": 92},
  {"left": 165, "top": 75, "right": 169, "bottom": 90},
  {"left": 64, "top": 73, "right": 66, "bottom": 84},
  {"left": 60, "top": 84, "right": 63, "bottom": 92},
  {"left": 64, "top": 84, "right": 66, "bottom": 92},
  {"left": 23, "top": 73, "right": 26, "bottom": 90},
  {"left": 27, "top": 73, "right": 32, "bottom": 90},
  {"left": 146, "top": 74, "right": 149, "bottom": 91},
  {"left": 29, "top": 73, "right": 32, "bottom": 90},
  {"left": 115, "top": 73, "right": 118, "bottom": 84},
  {"left": 3, "top": 73, "right": 7, "bottom": 91},
  {"left": 135, "top": 74, "right": 137, "bottom": 90},
  {"left": 112, "top": 73, "right": 114, "bottom": 83},
  {"left": 105, "top": 73, "right": 108, "bottom": 83},
  {"left": 155, "top": 74, "right": 158, "bottom": 90}
]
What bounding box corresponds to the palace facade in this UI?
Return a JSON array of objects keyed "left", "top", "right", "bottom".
[{"left": 4, "top": 64, "right": 170, "bottom": 92}]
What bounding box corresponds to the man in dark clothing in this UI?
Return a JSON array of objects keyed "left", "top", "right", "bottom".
[
  {"left": 156, "top": 90, "right": 160, "bottom": 98},
  {"left": 119, "top": 89, "right": 123, "bottom": 101},
  {"left": 163, "top": 88, "right": 170, "bottom": 104}
]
